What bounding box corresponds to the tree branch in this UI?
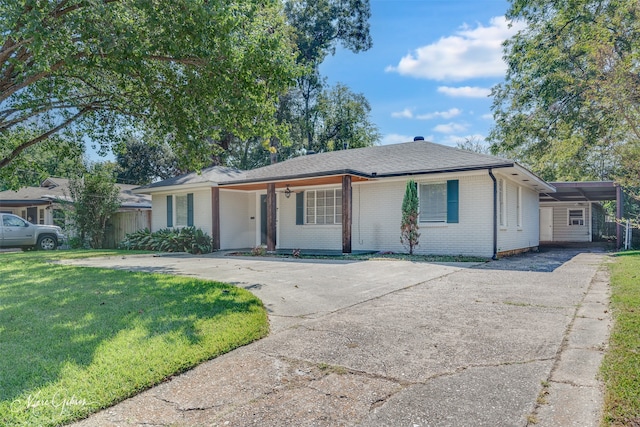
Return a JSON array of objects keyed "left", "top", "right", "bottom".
[{"left": 0, "top": 106, "right": 91, "bottom": 169}]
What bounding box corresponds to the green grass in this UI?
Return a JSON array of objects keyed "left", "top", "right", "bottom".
[
  {"left": 602, "top": 251, "right": 640, "bottom": 426},
  {"left": 0, "top": 250, "right": 269, "bottom": 426}
]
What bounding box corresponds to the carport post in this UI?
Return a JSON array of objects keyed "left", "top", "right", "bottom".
[
  {"left": 616, "top": 184, "right": 623, "bottom": 250},
  {"left": 342, "top": 175, "right": 352, "bottom": 254},
  {"left": 267, "top": 183, "right": 276, "bottom": 252},
  {"left": 211, "top": 187, "right": 221, "bottom": 250}
]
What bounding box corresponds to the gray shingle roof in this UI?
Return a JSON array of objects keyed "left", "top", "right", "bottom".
[
  {"left": 0, "top": 177, "right": 151, "bottom": 208},
  {"left": 235, "top": 140, "right": 513, "bottom": 184},
  {"left": 140, "top": 166, "right": 246, "bottom": 189},
  {"left": 137, "top": 141, "right": 515, "bottom": 191}
]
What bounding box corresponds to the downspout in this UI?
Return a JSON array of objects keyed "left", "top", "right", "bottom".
[{"left": 488, "top": 169, "right": 498, "bottom": 260}]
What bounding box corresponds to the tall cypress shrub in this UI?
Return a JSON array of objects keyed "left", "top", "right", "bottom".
[{"left": 400, "top": 180, "right": 420, "bottom": 255}]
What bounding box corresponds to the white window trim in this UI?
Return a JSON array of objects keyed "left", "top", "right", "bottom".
[
  {"left": 305, "top": 188, "right": 342, "bottom": 225},
  {"left": 516, "top": 186, "right": 522, "bottom": 229},
  {"left": 499, "top": 178, "right": 507, "bottom": 228},
  {"left": 567, "top": 208, "right": 585, "bottom": 226},
  {"left": 419, "top": 181, "right": 447, "bottom": 223}
]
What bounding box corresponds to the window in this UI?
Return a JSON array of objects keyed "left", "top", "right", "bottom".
[
  {"left": 175, "top": 194, "right": 188, "bottom": 226},
  {"left": 499, "top": 179, "right": 507, "bottom": 227},
  {"left": 568, "top": 209, "right": 585, "bottom": 226},
  {"left": 418, "top": 180, "right": 459, "bottom": 224},
  {"left": 39, "top": 208, "right": 45, "bottom": 224},
  {"left": 3, "top": 215, "right": 27, "bottom": 227},
  {"left": 516, "top": 186, "right": 522, "bottom": 228},
  {"left": 305, "top": 189, "right": 342, "bottom": 224},
  {"left": 167, "top": 193, "right": 194, "bottom": 227},
  {"left": 419, "top": 183, "right": 447, "bottom": 222}
]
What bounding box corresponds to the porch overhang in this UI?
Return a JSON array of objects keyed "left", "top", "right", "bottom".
[
  {"left": 219, "top": 172, "right": 371, "bottom": 191},
  {"left": 539, "top": 181, "right": 618, "bottom": 202}
]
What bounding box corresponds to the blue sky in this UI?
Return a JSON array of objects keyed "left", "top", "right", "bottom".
[{"left": 319, "top": 0, "right": 522, "bottom": 147}]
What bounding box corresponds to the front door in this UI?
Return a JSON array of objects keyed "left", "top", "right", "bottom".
[
  {"left": 540, "top": 207, "right": 553, "bottom": 241},
  {"left": 26, "top": 207, "right": 37, "bottom": 223}
]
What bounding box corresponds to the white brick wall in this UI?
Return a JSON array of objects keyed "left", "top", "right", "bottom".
[
  {"left": 350, "top": 173, "right": 495, "bottom": 256},
  {"left": 151, "top": 188, "right": 211, "bottom": 234},
  {"left": 278, "top": 189, "right": 342, "bottom": 250},
  {"left": 495, "top": 175, "right": 540, "bottom": 252}
]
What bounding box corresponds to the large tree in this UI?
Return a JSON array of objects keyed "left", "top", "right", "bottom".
[
  {"left": 489, "top": 0, "right": 640, "bottom": 187},
  {"left": 0, "top": 0, "right": 299, "bottom": 177},
  {"left": 277, "top": 0, "right": 373, "bottom": 154}
]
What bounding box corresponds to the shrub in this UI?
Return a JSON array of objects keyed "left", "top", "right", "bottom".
[
  {"left": 251, "top": 245, "right": 266, "bottom": 256},
  {"left": 120, "top": 227, "right": 214, "bottom": 254}
]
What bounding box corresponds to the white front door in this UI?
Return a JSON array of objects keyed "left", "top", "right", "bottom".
[{"left": 540, "top": 207, "right": 553, "bottom": 241}]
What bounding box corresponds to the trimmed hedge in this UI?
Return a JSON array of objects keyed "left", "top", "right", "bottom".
[{"left": 120, "top": 227, "right": 214, "bottom": 254}]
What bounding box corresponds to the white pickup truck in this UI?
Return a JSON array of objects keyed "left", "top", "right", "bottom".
[{"left": 0, "top": 213, "right": 65, "bottom": 250}]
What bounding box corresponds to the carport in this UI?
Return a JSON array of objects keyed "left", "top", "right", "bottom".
[{"left": 539, "top": 181, "right": 624, "bottom": 249}]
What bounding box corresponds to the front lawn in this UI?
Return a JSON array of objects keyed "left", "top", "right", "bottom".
[
  {"left": 0, "top": 250, "right": 269, "bottom": 427},
  {"left": 602, "top": 251, "right": 640, "bottom": 426}
]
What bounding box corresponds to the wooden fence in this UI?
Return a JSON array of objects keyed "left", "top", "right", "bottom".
[{"left": 104, "top": 210, "right": 151, "bottom": 249}]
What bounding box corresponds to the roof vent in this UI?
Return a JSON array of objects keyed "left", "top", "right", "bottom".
[{"left": 413, "top": 136, "right": 425, "bottom": 141}]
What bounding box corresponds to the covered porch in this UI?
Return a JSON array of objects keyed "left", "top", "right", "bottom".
[
  {"left": 216, "top": 173, "right": 373, "bottom": 253},
  {"left": 539, "top": 181, "right": 624, "bottom": 249}
]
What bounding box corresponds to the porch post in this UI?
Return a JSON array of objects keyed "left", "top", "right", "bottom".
[
  {"left": 267, "top": 183, "right": 276, "bottom": 252},
  {"left": 211, "top": 187, "right": 221, "bottom": 250},
  {"left": 616, "top": 184, "right": 623, "bottom": 250},
  {"left": 342, "top": 175, "right": 352, "bottom": 254}
]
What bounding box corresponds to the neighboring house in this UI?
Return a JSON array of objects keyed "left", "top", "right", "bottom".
[
  {"left": 539, "top": 181, "right": 623, "bottom": 245},
  {"left": 0, "top": 177, "right": 152, "bottom": 247},
  {"left": 135, "top": 140, "right": 558, "bottom": 258}
]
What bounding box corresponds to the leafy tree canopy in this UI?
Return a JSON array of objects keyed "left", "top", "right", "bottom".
[
  {"left": 489, "top": 0, "right": 640, "bottom": 187},
  {"left": 114, "top": 134, "right": 180, "bottom": 185},
  {"left": 0, "top": 0, "right": 300, "bottom": 174},
  {"left": 0, "top": 130, "right": 85, "bottom": 190}
]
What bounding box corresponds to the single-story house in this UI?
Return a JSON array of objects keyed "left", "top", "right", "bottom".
[
  {"left": 135, "top": 140, "right": 560, "bottom": 258},
  {"left": 0, "top": 177, "right": 152, "bottom": 247}
]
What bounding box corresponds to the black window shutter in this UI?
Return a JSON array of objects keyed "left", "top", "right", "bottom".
[
  {"left": 187, "top": 193, "right": 194, "bottom": 226},
  {"left": 296, "top": 192, "right": 304, "bottom": 225},
  {"left": 446, "top": 180, "right": 459, "bottom": 223},
  {"left": 166, "top": 195, "right": 173, "bottom": 227}
]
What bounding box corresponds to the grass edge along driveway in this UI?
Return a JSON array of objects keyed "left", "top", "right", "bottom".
[
  {"left": 0, "top": 250, "right": 269, "bottom": 427},
  {"left": 602, "top": 250, "right": 640, "bottom": 426}
]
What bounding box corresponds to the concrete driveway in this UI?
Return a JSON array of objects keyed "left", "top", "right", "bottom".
[{"left": 67, "top": 249, "right": 611, "bottom": 427}]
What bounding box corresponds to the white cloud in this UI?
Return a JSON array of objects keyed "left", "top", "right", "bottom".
[
  {"left": 481, "top": 113, "right": 494, "bottom": 120},
  {"left": 433, "top": 122, "right": 468, "bottom": 134},
  {"left": 386, "top": 16, "right": 524, "bottom": 81},
  {"left": 391, "top": 108, "right": 414, "bottom": 119},
  {"left": 437, "top": 86, "right": 491, "bottom": 98},
  {"left": 416, "top": 108, "right": 462, "bottom": 120}
]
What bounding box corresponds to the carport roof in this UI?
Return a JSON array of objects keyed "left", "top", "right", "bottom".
[{"left": 539, "top": 181, "right": 618, "bottom": 202}]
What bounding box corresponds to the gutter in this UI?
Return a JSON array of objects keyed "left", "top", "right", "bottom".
[{"left": 488, "top": 169, "right": 498, "bottom": 260}]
